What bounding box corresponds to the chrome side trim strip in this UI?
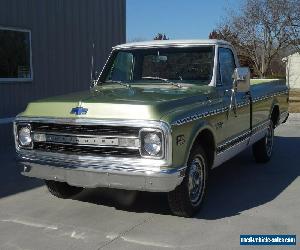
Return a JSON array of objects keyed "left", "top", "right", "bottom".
[
  {"left": 171, "top": 89, "right": 288, "bottom": 126},
  {"left": 279, "top": 111, "right": 289, "bottom": 124},
  {"left": 237, "top": 101, "right": 250, "bottom": 108},
  {"left": 213, "top": 120, "right": 270, "bottom": 168},
  {"left": 248, "top": 124, "right": 268, "bottom": 146},
  {"left": 171, "top": 107, "right": 229, "bottom": 126},
  {"left": 216, "top": 129, "right": 251, "bottom": 154},
  {"left": 252, "top": 120, "right": 270, "bottom": 134},
  {"left": 213, "top": 137, "right": 249, "bottom": 169},
  {"left": 252, "top": 90, "right": 289, "bottom": 103}
]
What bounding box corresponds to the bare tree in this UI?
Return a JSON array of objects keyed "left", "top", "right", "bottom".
[
  {"left": 154, "top": 33, "right": 169, "bottom": 40},
  {"left": 209, "top": 27, "right": 257, "bottom": 74},
  {"left": 213, "top": 0, "right": 300, "bottom": 78},
  {"left": 288, "top": 2, "right": 300, "bottom": 51}
]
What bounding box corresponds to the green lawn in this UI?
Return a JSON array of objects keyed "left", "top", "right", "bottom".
[{"left": 250, "top": 79, "right": 285, "bottom": 85}]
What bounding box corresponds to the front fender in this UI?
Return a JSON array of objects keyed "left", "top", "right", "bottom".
[{"left": 171, "top": 118, "right": 217, "bottom": 169}]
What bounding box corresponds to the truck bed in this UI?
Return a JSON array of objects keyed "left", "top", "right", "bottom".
[{"left": 250, "top": 78, "right": 288, "bottom": 98}]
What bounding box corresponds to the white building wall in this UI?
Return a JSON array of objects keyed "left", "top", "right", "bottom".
[{"left": 287, "top": 53, "right": 300, "bottom": 89}]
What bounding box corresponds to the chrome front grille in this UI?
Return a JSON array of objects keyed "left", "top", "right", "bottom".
[
  {"left": 34, "top": 142, "right": 141, "bottom": 157},
  {"left": 31, "top": 123, "right": 140, "bottom": 137},
  {"left": 30, "top": 123, "right": 141, "bottom": 158}
]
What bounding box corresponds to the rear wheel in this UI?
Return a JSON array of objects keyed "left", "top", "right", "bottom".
[
  {"left": 168, "top": 146, "right": 208, "bottom": 217},
  {"left": 45, "top": 180, "right": 83, "bottom": 199},
  {"left": 252, "top": 120, "right": 274, "bottom": 163}
]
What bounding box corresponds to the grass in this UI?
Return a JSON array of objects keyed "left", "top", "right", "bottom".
[{"left": 250, "top": 78, "right": 286, "bottom": 85}]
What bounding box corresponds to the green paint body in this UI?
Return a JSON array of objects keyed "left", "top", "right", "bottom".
[{"left": 19, "top": 78, "right": 288, "bottom": 169}]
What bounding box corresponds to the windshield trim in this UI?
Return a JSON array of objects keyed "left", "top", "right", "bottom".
[{"left": 98, "top": 46, "right": 215, "bottom": 86}]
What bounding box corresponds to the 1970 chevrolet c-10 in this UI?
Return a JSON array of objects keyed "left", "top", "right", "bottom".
[{"left": 14, "top": 40, "right": 289, "bottom": 217}]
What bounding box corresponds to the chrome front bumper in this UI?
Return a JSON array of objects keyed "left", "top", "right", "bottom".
[{"left": 17, "top": 151, "right": 185, "bottom": 192}]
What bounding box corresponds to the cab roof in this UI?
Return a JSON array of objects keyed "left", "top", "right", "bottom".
[{"left": 113, "top": 39, "right": 232, "bottom": 50}]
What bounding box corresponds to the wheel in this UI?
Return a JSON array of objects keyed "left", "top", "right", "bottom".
[
  {"left": 252, "top": 120, "right": 274, "bottom": 163},
  {"left": 45, "top": 180, "right": 83, "bottom": 199},
  {"left": 168, "top": 146, "right": 208, "bottom": 217}
]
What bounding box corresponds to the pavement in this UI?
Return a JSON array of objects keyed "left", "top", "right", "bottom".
[{"left": 0, "top": 117, "right": 299, "bottom": 250}]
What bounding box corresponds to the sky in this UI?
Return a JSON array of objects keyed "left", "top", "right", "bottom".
[{"left": 126, "top": 0, "right": 242, "bottom": 42}]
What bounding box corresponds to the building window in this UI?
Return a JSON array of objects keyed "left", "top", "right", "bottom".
[{"left": 0, "top": 27, "right": 32, "bottom": 81}]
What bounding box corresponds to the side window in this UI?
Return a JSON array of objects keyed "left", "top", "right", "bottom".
[
  {"left": 106, "top": 52, "right": 134, "bottom": 82},
  {"left": 218, "top": 48, "right": 236, "bottom": 87}
]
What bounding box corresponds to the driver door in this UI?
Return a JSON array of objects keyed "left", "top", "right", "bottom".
[{"left": 217, "top": 47, "right": 251, "bottom": 145}]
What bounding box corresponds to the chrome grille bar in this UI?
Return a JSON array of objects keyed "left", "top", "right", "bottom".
[
  {"left": 31, "top": 123, "right": 140, "bottom": 136},
  {"left": 33, "top": 142, "right": 141, "bottom": 158},
  {"left": 29, "top": 122, "right": 142, "bottom": 157},
  {"left": 32, "top": 132, "right": 140, "bottom": 149}
]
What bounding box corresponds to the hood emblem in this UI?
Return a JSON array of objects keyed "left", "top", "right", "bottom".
[{"left": 70, "top": 106, "right": 88, "bottom": 115}]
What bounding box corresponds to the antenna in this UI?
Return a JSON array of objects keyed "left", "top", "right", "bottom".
[{"left": 90, "top": 43, "right": 95, "bottom": 89}]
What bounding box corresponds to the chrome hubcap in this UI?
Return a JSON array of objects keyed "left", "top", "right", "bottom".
[
  {"left": 266, "top": 123, "right": 274, "bottom": 157},
  {"left": 188, "top": 156, "right": 204, "bottom": 206}
]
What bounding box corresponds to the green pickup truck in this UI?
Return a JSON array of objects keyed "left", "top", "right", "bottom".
[{"left": 14, "top": 40, "right": 289, "bottom": 217}]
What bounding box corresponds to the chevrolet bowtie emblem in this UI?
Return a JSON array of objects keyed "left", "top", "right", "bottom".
[{"left": 70, "top": 106, "right": 88, "bottom": 115}]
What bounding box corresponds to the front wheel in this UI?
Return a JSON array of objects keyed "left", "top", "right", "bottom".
[
  {"left": 168, "top": 146, "right": 208, "bottom": 217},
  {"left": 252, "top": 120, "right": 274, "bottom": 163}
]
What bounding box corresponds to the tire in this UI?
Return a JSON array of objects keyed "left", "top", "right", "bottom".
[
  {"left": 252, "top": 120, "right": 274, "bottom": 163},
  {"left": 45, "top": 180, "right": 83, "bottom": 199},
  {"left": 168, "top": 145, "right": 208, "bottom": 217}
]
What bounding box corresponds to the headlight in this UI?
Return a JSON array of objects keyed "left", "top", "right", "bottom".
[
  {"left": 18, "top": 125, "right": 32, "bottom": 148},
  {"left": 144, "top": 133, "right": 161, "bottom": 155},
  {"left": 140, "top": 129, "right": 163, "bottom": 158}
]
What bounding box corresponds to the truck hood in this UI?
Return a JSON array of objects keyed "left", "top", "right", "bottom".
[{"left": 21, "top": 83, "right": 220, "bottom": 120}]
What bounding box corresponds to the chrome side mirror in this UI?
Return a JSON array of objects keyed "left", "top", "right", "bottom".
[{"left": 232, "top": 67, "right": 250, "bottom": 93}]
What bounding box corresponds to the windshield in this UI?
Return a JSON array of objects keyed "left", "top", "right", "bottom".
[{"left": 100, "top": 46, "right": 215, "bottom": 85}]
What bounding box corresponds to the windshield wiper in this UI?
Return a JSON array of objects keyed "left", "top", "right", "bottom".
[
  {"left": 141, "top": 76, "right": 182, "bottom": 88},
  {"left": 105, "top": 80, "right": 132, "bottom": 88}
]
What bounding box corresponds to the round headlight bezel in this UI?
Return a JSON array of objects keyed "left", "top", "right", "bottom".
[
  {"left": 139, "top": 129, "right": 164, "bottom": 158},
  {"left": 17, "top": 125, "right": 33, "bottom": 148}
]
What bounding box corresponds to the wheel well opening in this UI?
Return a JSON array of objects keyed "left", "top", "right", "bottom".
[
  {"left": 193, "top": 129, "right": 215, "bottom": 169},
  {"left": 271, "top": 105, "right": 280, "bottom": 127}
]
